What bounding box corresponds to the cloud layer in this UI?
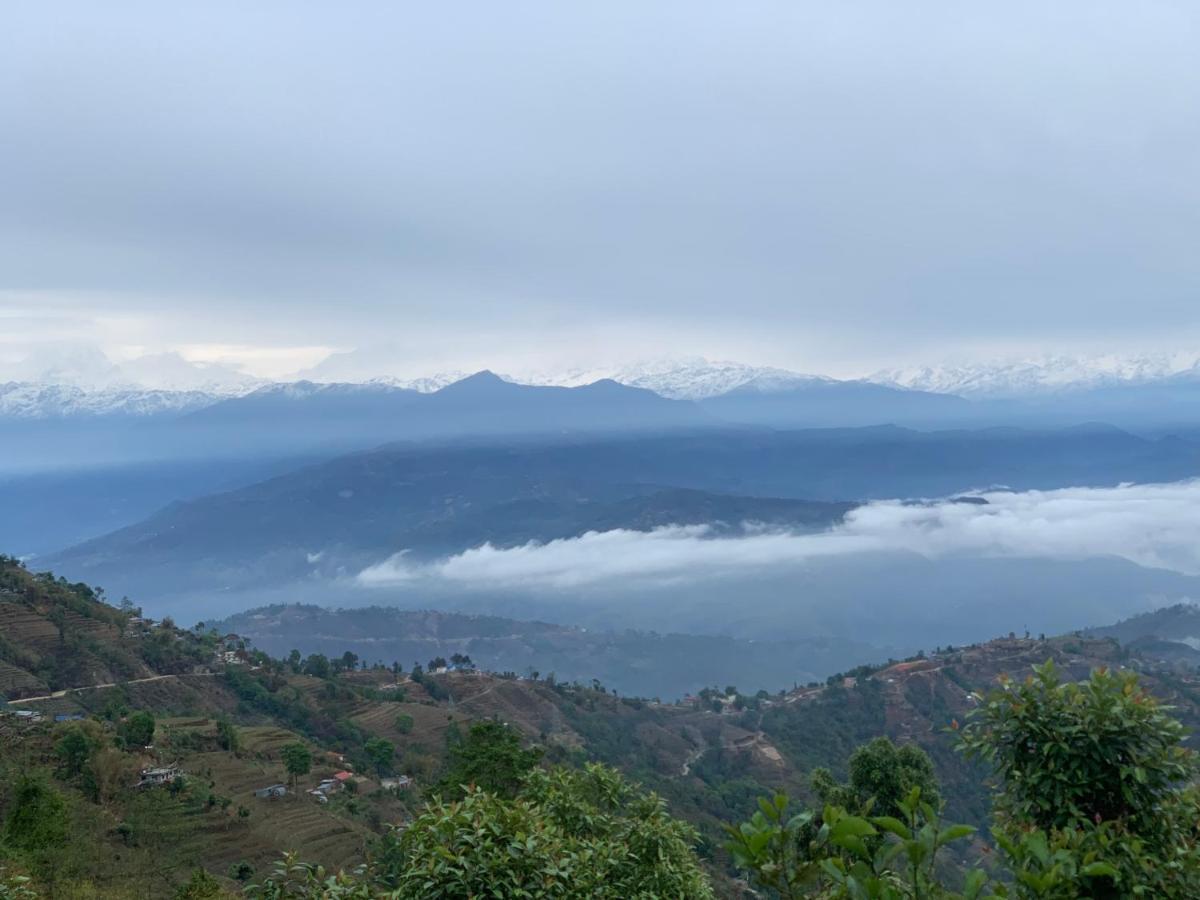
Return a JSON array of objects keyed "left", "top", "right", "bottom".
[
  {"left": 357, "top": 480, "right": 1200, "bottom": 590},
  {"left": 6, "top": 3, "right": 1200, "bottom": 371}
]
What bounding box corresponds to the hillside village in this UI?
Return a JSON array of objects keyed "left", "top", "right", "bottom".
[{"left": 4, "top": 555, "right": 1200, "bottom": 896}]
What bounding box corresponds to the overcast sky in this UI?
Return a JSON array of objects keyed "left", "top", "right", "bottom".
[{"left": 4, "top": 2, "right": 1200, "bottom": 378}]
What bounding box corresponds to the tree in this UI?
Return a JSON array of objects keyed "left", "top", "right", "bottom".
[
  {"left": 216, "top": 718, "right": 241, "bottom": 754},
  {"left": 3, "top": 775, "right": 69, "bottom": 852},
  {"left": 339, "top": 651, "right": 359, "bottom": 672},
  {"left": 365, "top": 737, "right": 395, "bottom": 776},
  {"left": 86, "top": 746, "right": 134, "bottom": 806},
  {"left": 812, "top": 736, "right": 940, "bottom": 818},
  {"left": 427, "top": 656, "right": 447, "bottom": 671},
  {"left": 55, "top": 724, "right": 98, "bottom": 778},
  {"left": 394, "top": 713, "right": 414, "bottom": 734},
  {"left": 119, "top": 711, "right": 156, "bottom": 748},
  {"left": 302, "top": 654, "right": 331, "bottom": 679},
  {"left": 258, "top": 764, "right": 714, "bottom": 898},
  {"left": 435, "top": 720, "right": 542, "bottom": 800},
  {"left": 960, "top": 660, "right": 1200, "bottom": 896},
  {"left": 281, "top": 742, "right": 312, "bottom": 787}
]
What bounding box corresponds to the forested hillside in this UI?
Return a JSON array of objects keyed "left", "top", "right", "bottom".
[{"left": 3, "top": 558, "right": 1200, "bottom": 896}]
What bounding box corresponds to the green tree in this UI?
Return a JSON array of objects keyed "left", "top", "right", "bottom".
[
  {"left": 257, "top": 764, "right": 714, "bottom": 898},
  {"left": 812, "top": 736, "right": 940, "bottom": 818},
  {"left": 119, "top": 710, "right": 156, "bottom": 748},
  {"left": 364, "top": 737, "right": 395, "bottom": 776},
  {"left": 216, "top": 718, "right": 241, "bottom": 754},
  {"left": 959, "top": 660, "right": 1200, "bottom": 897},
  {"left": 3, "top": 775, "right": 69, "bottom": 852},
  {"left": 394, "top": 713, "right": 414, "bottom": 734},
  {"left": 302, "top": 654, "right": 331, "bottom": 679},
  {"left": 280, "top": 742, "right": 312, "bottom": 787},
  {"left": 435, "top": 720, "right": 541, "bottom": 800},
  {"left": 54, "top": 724, "right": 98, "bottom": 778}
]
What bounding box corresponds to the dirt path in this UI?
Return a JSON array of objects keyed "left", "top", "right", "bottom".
[{"left": 9, "top": 671, "right": 220, "bottom": 704}]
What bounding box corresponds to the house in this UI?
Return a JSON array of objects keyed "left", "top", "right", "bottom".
[
  {"left": 307, "top": 789, "right": 329, "bottom": 804},
  {"left": 137, "top": 765, "right": 182, "bottom": 788},
  {"left": 333, "top": 770, "right": 354, "bottom": 784},
  {"left": 254, "top": 783, "right": 288, "bottom": 799},
  {"left": 315, "top": 778, "right": 339, "bottom": 794},
  {"left": 54, "top": 712, "right": 85, "bottom": 722},
  {"left": 380, "top": 776, "right": 413, "bottom": 791},
  {"left": 14, "top": 710, "right": 43, "bottom": 724}
]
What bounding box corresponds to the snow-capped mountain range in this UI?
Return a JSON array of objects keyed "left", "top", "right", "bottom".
[
  {"left": 512, "top": 358, "right": 830, "bottom": 400},
  {"left": 4, "top": 348, "right": 1200, "bottom": 419},
  {"left": 873, "top": 353, "right": 1200, "bottom": 398},
  {"left": 0, "top": 382, "right": 224, "bottom": 419}
]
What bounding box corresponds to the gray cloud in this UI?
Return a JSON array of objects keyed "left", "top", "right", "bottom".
[
  {"left": 357, "top": 480, "right": 1200, "bottom": 589},
  {"left": 4, "top": 2, "right": 1200, "bottom": 373}
]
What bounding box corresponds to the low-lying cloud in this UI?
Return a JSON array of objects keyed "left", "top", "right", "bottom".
[{"left": 356, "top": 480, "right": 1200, "bottom": 590}]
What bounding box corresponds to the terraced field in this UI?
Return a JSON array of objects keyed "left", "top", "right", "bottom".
[
  {"left": 0, "top": 659, "right": 44, "bottom": 696},
  {"left": 156, "top": 719, "right": 382, "bottom": 874}
]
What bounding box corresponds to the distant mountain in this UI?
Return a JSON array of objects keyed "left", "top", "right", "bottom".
[
  {"left": 0, "top": 381, "right": 223, "bottom": 419},
  {"left": 45, "top": 423, "right": 1200, "bottom": 600},
  {"left": 699, "top": 378, "right": 973, "bottom": 428},
  {"left": 183, "top": 371, "right": 714, "bottom": 448},
  {"left": 519, "top": 358, "right": 829, "bottom": 400},
  {"left": 873, "top": 352, "right": 1200, "bottom": 398}
]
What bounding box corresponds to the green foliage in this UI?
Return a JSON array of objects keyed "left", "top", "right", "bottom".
[
  {"left": 54, "top": 725, "right": 99, "bottom": 778},
  {"left": 280, "top": 743, "right": 312, "bottom": 785},
  {"left": 726, "top": 787, "right": 984, "bottom": 899},
  {"left": 119, "top": 711, "right": 156, "bottom": 748},
  {"left": 252, "top": 763, "right": 714, "bottom": 899},
  {"left": 173, "top": 867, "right": 230, "bottom": 898},
  {"left": 0, "top": 868, "right": 36, "bottom": 900},
  {"left": 959, "top": 660, "right": 1200, "bottom": 897},
  {"left": 959, "top": 660, "right": 1192, "bottom": 831},
  {"left": 215, "top": 718, "right": 241, "bottom": 754},
  {"left": 393, "top": 713, "right": 413, "bottom": 734},
  {"left": 3, "top": 775, "right": 69, "bottom": 853},
  {"left": 434, "top": 720, "right": 542, "bottom": 800},
  {"left": 228, "top": 861, "right": 255, "bottom": 882},
  {"left": 363, "top": 738, "right": 394, "bottom": 776},
  {"left": 302, "top": 654, "right": 331, "bottom": 679},
  {"left": 813, "top": 737, "right": 940, "bottom": 820}
]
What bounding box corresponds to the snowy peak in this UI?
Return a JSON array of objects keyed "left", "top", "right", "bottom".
[
  {"left": 872, "top": 353, "right": 1200, "bottom": 397},
  {"left": 515, "top": 358, "right": 828, "bottom": 400},
  {"left": 0, "top": 382, "right": 222, "bottom": 419}
]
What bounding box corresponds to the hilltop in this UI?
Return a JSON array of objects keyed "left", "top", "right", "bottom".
[{"left": 210, "top": 603, "right": 876, "bottom": 699}]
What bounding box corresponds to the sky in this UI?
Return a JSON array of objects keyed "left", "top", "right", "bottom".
[{"left": 4, "top": 2, "right": 1200, "bottom": 380}]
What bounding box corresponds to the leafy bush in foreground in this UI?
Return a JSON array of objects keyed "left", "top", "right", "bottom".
[
  {"left": 729, "top": 661, "right": 1200, "bottom": 898},
  {"left": 249, "top": 763, "right": 713, "bottom": 899}
]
